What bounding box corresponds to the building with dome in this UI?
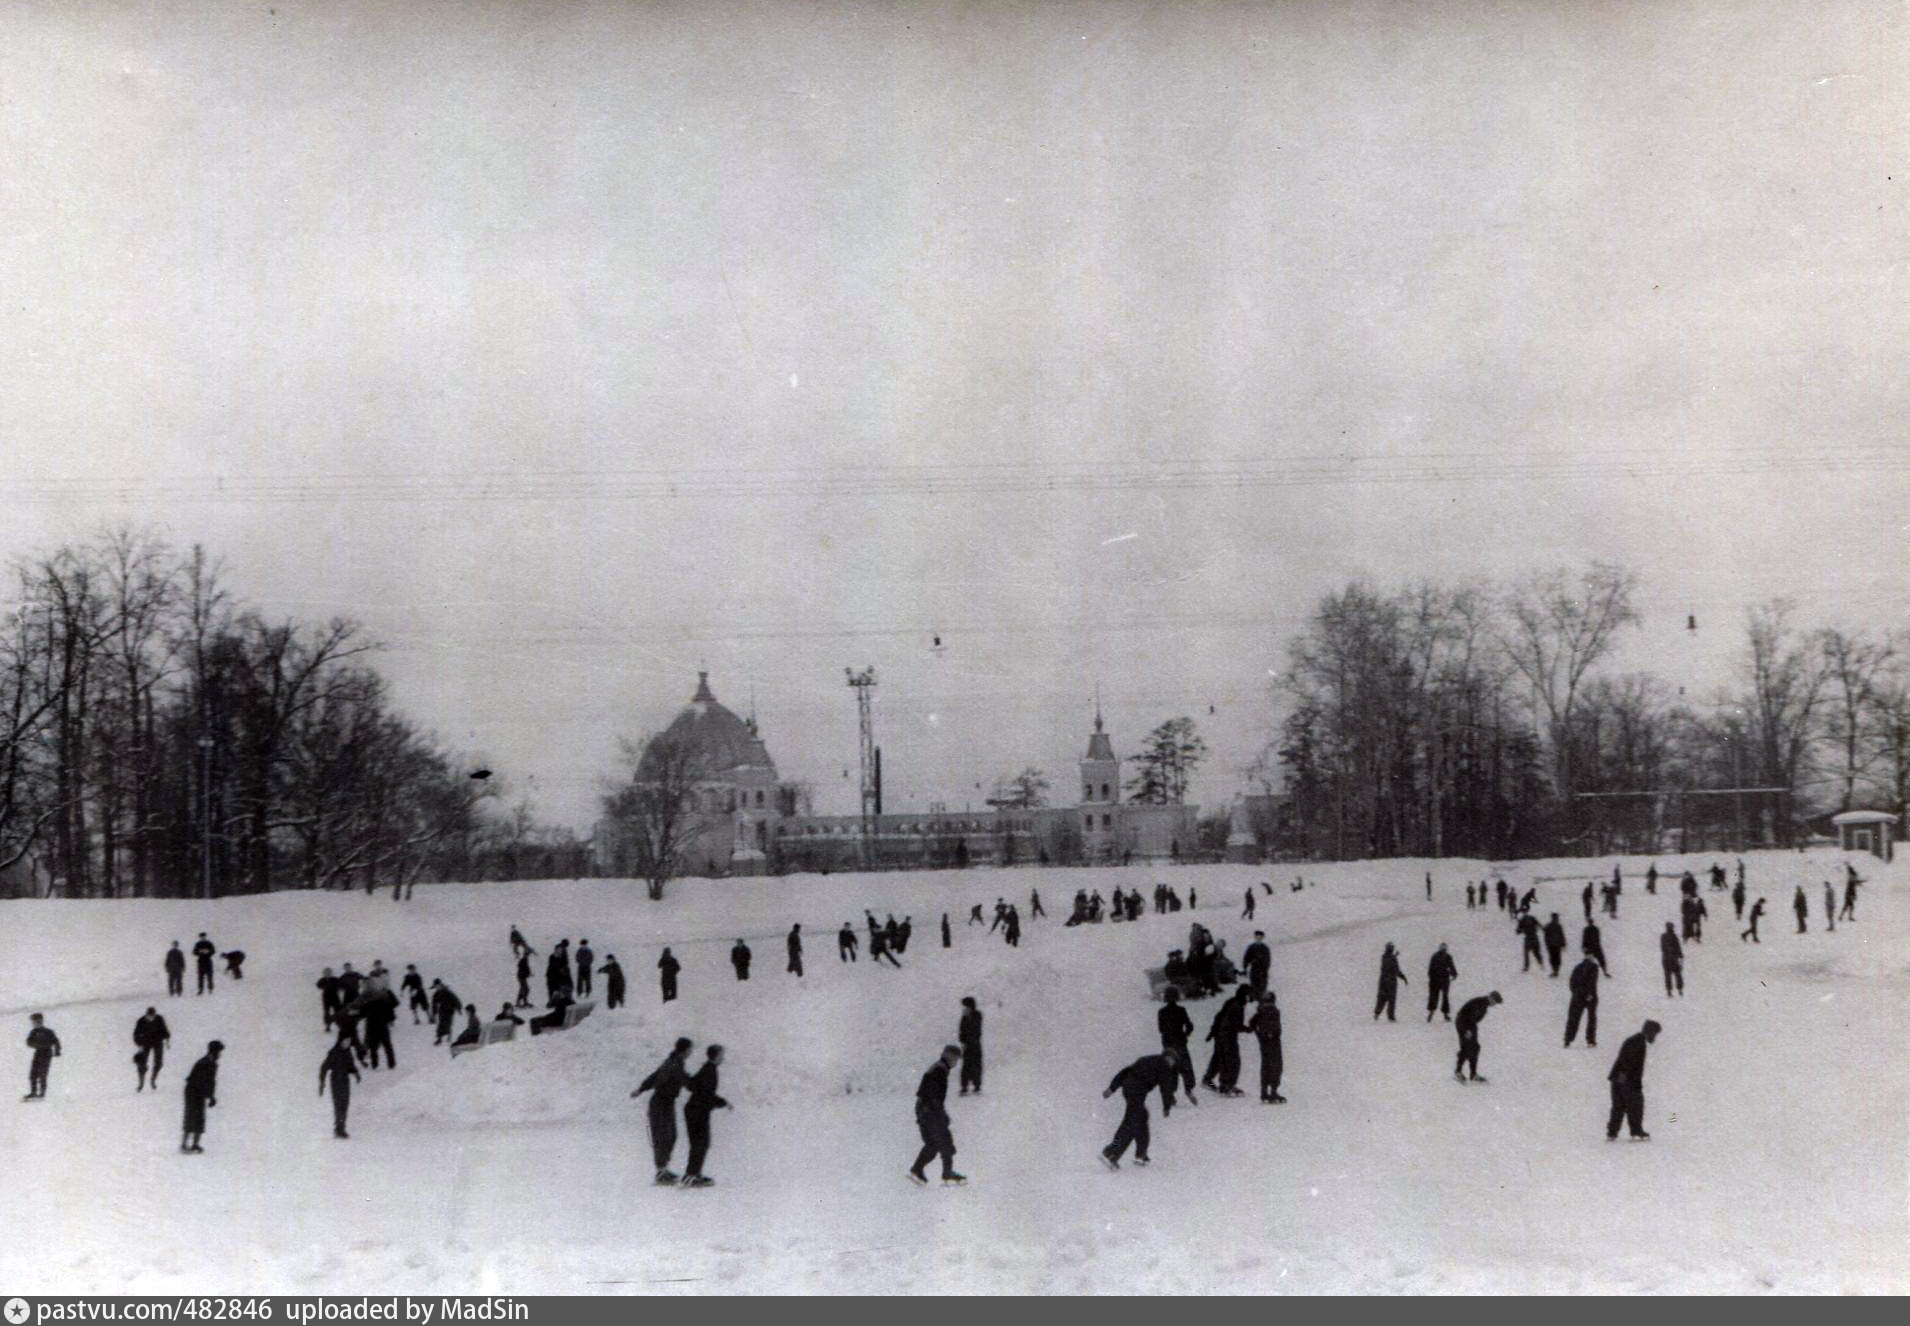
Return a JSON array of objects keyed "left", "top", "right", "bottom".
[{"left": 594, "top": 673, "right": 1197, "bottom": 878}]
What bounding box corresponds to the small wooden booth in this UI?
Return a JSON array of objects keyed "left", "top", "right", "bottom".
[{"left": 1831, "top": 810, "right": 1897, "bottom": 863}]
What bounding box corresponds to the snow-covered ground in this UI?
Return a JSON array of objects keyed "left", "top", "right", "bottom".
[{"left": 2, "top": 849, "right": 1904, "bottom": 1294}]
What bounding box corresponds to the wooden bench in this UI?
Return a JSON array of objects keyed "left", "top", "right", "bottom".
[{"left": 450, "top": 1019, "right": 521, "bottom": 1058}]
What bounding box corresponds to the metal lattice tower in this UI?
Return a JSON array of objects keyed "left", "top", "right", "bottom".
[{"left": 845, "top": 667, "right": 878, "bottom": 851}]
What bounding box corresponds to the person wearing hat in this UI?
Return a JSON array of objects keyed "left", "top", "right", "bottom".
[
  {"left": 192, "top": 933, "right": 217, "bottom": 994},
  {"left": 957, "top": 997, "right": 984, "bottom": 1095},
  {"left": 1606, "top": 1021, "right": 1662, "bottom": 1140},
  {"left": 908, "top": 1045, "right": 965, "bottom": 1185},
  {"left": 1250, "top": 992, "right": 1285, "bottom": 1103},
  {"left": 1453, "top": 991, "right": 1502, "bottom": 1083},
  {"left": 181, "top": 1040, "right": 223, "bottom": 1153}
]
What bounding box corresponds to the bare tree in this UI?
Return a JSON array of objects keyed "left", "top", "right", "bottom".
[
  {"left": 1819, "top": 626, "right": 1895, "bottom": 811},
  {"left": 600, "top": 732, "right": 714, "bottom": 900},
  {"left": 1738, "top": 599, "right": 1829, "bottom": 841},
  {"left": 1500, "top": 563, "right": 1639, "bottom": 798}
]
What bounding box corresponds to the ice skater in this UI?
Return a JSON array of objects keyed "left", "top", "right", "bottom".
[
  {"left": 1606, "top": 1021, "right": 1661, "bottom": 1141},
  {"left": 1517, "top": 913, "right": 1544, "bottom": 972},
  {"left": 24, "top": 1013, "right": 60, "bottom": 1100},
  {"left": 659, "top": 947, "right": 681, "bottom": 1001},
  {"left": 1250, "top": 992, "right": 1285, "bottom": 1103},
  {"left": 401, "top": 964, "right": 429, "bottom": 1023},
  {"left": 514, "top": 951, "right": 532, "bottom": 1007},
  {"left": 1426, "top": 943, "right": 1457, "bottom": 1022},
  {"left": 958, "top": 997, "right": 984, "bottom": 1095},
  {"left": 787, "top": 924, "right": 804, "bottom": 978},
  {"left": 576, "top": 940, "right": 594, "bottom": 996},
  {"left": 1453, "top": 991, "right": 1502, "bottom": 1083},
  {"left": 165, "top": 941, "right": 186, "bottom": 997},
  {"left": 1374, "top": 943, "right": 1408, "bottom": 1021},
  {"left": 1793, "top": 886, "right": 1809, "bottom": 933},
  {"left": 1565, "top": 956, "right": 1600, "bottom": 1048},
  {"left": 632, "top": 1038, "right": 694, "bottom": 1184},
  {"left": 319, "top": 1034, "right": 360, "bottom": 1139},
  {"left": 681, "top": 1045, "right": 729, "bottom": 1187},
  {"left": 1660, "top": 923, "right": 1684, "bottom": 997},
  {"left": 1157, "top": 988, "right": 1198, "bottom": 1104},
  {"left": 908, "top": 1045, "right": 965, "bottom": 1186},
  {"left": 839, "top": 923, "right": 859, "bottom": 963},
  {"left": 192, "top": 933, "right": 217, "bottom": 994},
  {"left": 1741, "top": 897, "right": 1766, "bottom": 943},
  {"left": 1542, "top": 913, "right": 1567, "bottom": 977},
  {"left": 133, "top": 1007, "right": 170, "bottom": 1091},
  {"left": 731, "top": 939, "right": 752, "bottom": 981},
  {"left": 1841, "top": 866, "right": 1860, "bottom": 921},
  {"left": 1582, "top": 920, "right": 1610, "bottom": 977},
  {"left": 1203, "top": 985, "right": 1251, "bottom": 1094},
  {"left": 1101, "top": 1047, "right": 1180, "bottom": 1169},
  {"left": 180, "top": 1040, "right": 223, "bottom": 1153}
]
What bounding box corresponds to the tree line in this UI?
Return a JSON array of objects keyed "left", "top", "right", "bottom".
[
  {"left": 0, "top": 529, "right": 580, "bottom": 898},
  {"left": 1265, "top": 565, "right": 1909, "bottom": 861}
]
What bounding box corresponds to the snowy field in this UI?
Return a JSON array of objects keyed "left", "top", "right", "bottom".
[{"left": 2, "top": 849, "right": 1904, "bottom": 1295}]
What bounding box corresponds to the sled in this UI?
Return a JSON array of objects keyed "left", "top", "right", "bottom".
[
  {"left": 451, "top": 1018, "right": 522, "bottom": 1057},
  {"left": 1146, "top": 966, "right": 1207, "bottom": 1003}
]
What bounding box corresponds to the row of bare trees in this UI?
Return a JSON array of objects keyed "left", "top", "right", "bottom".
[
  {"left": 1267, "top": 565, "right": 1910, "bottom": 860},
  {"left": 0, "top": 529, "right": 562, "bottom": 898}
]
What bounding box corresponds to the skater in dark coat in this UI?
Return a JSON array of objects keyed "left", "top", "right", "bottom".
[
  {"left": 838, "top": 924, "right": 859, "bottom": 963},
  {"left": 1101, "top": 1049, "right": 1180, "bottom": 1168},
  {"left": 181, "top": 1040, "right": 222, "bottom": 1153},
  {"left": 1426, "top": 943, "right": 1458, "bottom": 1022},
  {"left": 338, "top": 963, "right": 363, "bottom": 1004},
  {"left": 509, "top": 926, "right": 533, "bottom": 959},
  {"left": 1680, "top": 894, "right": 1707, "bottom": 943},
  {"left": 908, "top": 1045, "right": 965, "bottom": 1185},
  {"left": 1453, "top": 992, "right": 1502, "bottom": 1082},
  {"left": 133, "top": 1008, "right": 171, "bottom": 1091},
  {"left": 1243, "top": 888, "right": 1256, "bottom": 920},
  {"left": 1606, "top": 1021, "right": 1661, "bottom": 1140},
  {"left": 681, "top": 1045, "right": 730, "bottom": 1187},
  {"left": 898, "top": 917, "right": 914, "bottom": 953},
  {"left": 941, "top": 914, "right": 952, "bottom": 948},
  {"left": 1565, "top": 957, "right": 1600, "bottom": 1047},
  {"left": 602, "top": 956, "right": 626, "bottom": 1009},
  {"left": 546, "top": 942, "right": 573, "bottom": 1004},
  {"left": 1250, "top": 993, "right": 1285, "bottom": 1103},
  {"left": 1659, "top": 924, "right": 1684, "bottom": 996},
  {"left": 1517, "top": 914, "right": 1544, "bottom": 972},
  {"left": 1825, "top": 880, "right": 1837, "bottom": 931},
  {"left": 869, "top": 927, "right": 901, "bottom": 969},
  {"left": 165, "top": 942, "right": 187, "bottom": 997},
  {"left": 401, "top": 965, "right": 429, "bottom": 1024},
  {"left": 1374, "top": 943, "right": 1408, "bottom": 1020},
  {"left": 957, "top": 998, "right": 984, "bottom": 1095},
  {"left": 514, "top": 953, "right": 532, "bottom": 1008},
  {"left": 1793, "top": 886, "right": 1809, "bottom": 933},
  {"left": 451, "top": 1004, "right": 483, "bottom": 1049},
  {"left": 576, "top": 941, "right": 595, "bottom": 997},
  {"left": 1732, "top": 878, "right": 1747, "bottom": 921},
  {"left": 1646, "top": 864, "right": 1658, "bottom": 894},
  {"left": 24, "top": 1014, "right": 60, "bottom": 1099},
  {"left": 1030, "top": 889, "right": 1045, "bottom": 919},
  {"left": 1542, "top": 914, "right": 1568, "bottom": 976},
  {"left": 1157, "top": 989, "right": 1198, "bottom": 1101},
  {"left": 319, "top": 1036, "right": 360, "bottom": 1139},
  {"left": 1001, "top": 909, "right": 1020, "bottom": 947},
  {"left": 1841, "top": 869, "right": 1859, "bottom": 921},
  {"left": 429, "top": 980, "right": 461, "bottom": 1045},
  {"left": 222, "top": 950, "right": 246, "bottom": 980},
  {"left": 192, "top": 934, "right": 217, "bottom": 994},
  {"left": 730, "top": 940, "right": 752, "bottom": 981},
  {"left": 658, "top": 948, "right": 681, "bottom": 1002},
  {"left": 787, "top": 925, "right": 804, "bottom": 977},
  {"left": 632, "top": 1038, "right": 694, "bottom": 1183},
  {"left": 1741, "top": 898, "right": 1766, "bottom": 942},
  {"left": 1582, "top": 921, "right": 1610, "bottom": 977},
  {"left": 1203, "top": 986, "right": 1251, "bottom": 1093},
  {"left": 362, "top": 988, "right": 398, "bottom": 1069},
  {"left": 1241, "top": 932, "right": 1272, "bottom": 998},
  {"left": 968, "top": 903, "right": 985, "bottom": 926}
]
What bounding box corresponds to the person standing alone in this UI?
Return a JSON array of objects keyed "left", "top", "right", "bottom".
[
  {"left": 133, "top": 1007, "right": 170, "bottom": 1092},
  {"left": 1606, "top": 1021, "right": 1661, "bottom": 1141},
  {"left": 1374, "top": 943, "right": 1408, "bottom": 1021},
  {"left": 24, "top": 1013, "right": 60, "bottom": 1100},
  {"left": 957, "top": 997, "right": 984, "bottom": 1096},
  {"left": 181, "top": 1040, "right": 223, "bottom": 1153},
  {"left": 192, "top": 933, "right": 217, "bottom": 994},
  {"left": 164, "top": 942, "right": 186, "bottom": 998},
  {"left": 1426, "top": 943, "right": 1457, "bottom": 1022},
  {"left": 908, "top": 1045, "right": 965, "bottom": 1186},
  {"left": 319, "top": 1035, "right": 360, "bottom": 1139}
]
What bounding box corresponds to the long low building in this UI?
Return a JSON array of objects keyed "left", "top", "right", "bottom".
[{"left": 595, "top": 673, "right": 1197, "bottom": 877}]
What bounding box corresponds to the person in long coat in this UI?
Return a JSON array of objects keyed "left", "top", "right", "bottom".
[{"left": 181, "top": 1041, "right": 223, "bottom": 1153}]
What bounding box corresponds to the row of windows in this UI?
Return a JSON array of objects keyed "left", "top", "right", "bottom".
[
  {"left": 774, "top": 817, "right": 1039, "bottom": 838},
  {"left": 1085, "top": 813, "right": 1114, "bottom": 830},
  {"left": 1083, "top": 782, "right": 1113, "bottom": 801}
]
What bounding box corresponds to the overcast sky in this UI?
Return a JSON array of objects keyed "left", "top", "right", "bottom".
[{"left": 2, "top": 0, "right": 1904, "bottom": 828}]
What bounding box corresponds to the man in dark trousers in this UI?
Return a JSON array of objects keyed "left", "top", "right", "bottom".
[
  {"left": 1101, "top": 1047, "right": 1180, "bottom": 1169},
  {"left": 362, "top": 985, "right": 398, "bottom": 1070},
  {"left": 787, "top": 924, "right": 804, "bottom": 977},
  {"left": 1426, "top": 943, "right": 1458, "bottom": 1022},
  {"left": 681, "top": 1045, "right": 730, "bottom": 1187},
  {"left": 401, "top": 964, "right": 429, "bottom": 1024},
  {"left": 1732, "top": 876, "right": 1747, "bottom": 921},
  {"left": 1241, "top": 931, "right": 1272, "bottom": 998},
  {"left": 602, "top": 954, "right": 625, "bottom": 1009},
  {"left": 429, "top": 979, "right": 461, "bottom": 1045},
  {"left": 24, "top": 1013, "right": 60, "bottom": 1099},
  {"left": 1517, "top": 913, "right": 1544, "bottom": 973},
  {"left": 957, "top": 997, "right": 984, "bottom": 1095},
  {"left": 1157, "top": 988, "right": 1198, "bottom": 1104},
  {"left": 1425, "top": 871, "right": 1432, "bottom": 901},
  {"left": 869, "top": 926, "right": 901, "bottom": 968},
  {"left": 575, "top": 940, "right": 595, "bottom": 997},
  {"left": 1243, "top": 888, "right": 1256, "bottom": 921},
  {"left": 659, "top": 948, "right": 681, "bottom": 1001},
  {"left": 1453, "top": 991, "right": 1502, "bottom": 1083},
  {"left": 1793, "top": 886, "right": 1809, "bottom": 933},
  {"left": 1001, "top": 908, "right": 1020, "bottom": 947},
  {"left": 1542, "top": 913, "right": 1568, "bottom": 977},
  {"left": 1029, "top": 889, "right": 1045, "bottom": 919},
  {"left": 181, "top": 1040, "right": 222, "bottom": 1153},
  {"left": 632, "top": 1038, "right": 694, "bottom": 1184},
  {"left": 1681, "top": 894, "right": 1706, "bottom": 943},
  {"left": 1741, "top": 897, "right": 1766, "bottom": 943},
  {"left": 839, "top": 923, "right": 859, "bottom": 962},
  {"left": 1582, "top": 920, "right": 1610, "bottom": 977},
  {"left": 1660, "top": 923, "right": 1684, "bottom": 996},
  {"left": 1646, "top": 864, "right": 1658, "bottom": 894},
  {"left": 1203, "top": 985, "right": 1251, "bottom": 1094},
  {"left": 546, "top": 941, "right": 572, "bottom": 1004},
  {"left": 908, "top": 1045, "right": 966, "bottom": 1185},
  {"left": 338, "top": 962, "right": 363, "bottom": 1005},
  {"left": 1250, "top": 992, "right": 1285, "bottom": 1103},
  {"left": 1581, "top": 882, "right": 1594, "bottom": 923},
  {"left": 1606, "top": 1020, "right": 1661, "bottom": 1141},
  {"left": 133, "top": 1007, "right": 171, "bottom": 1092},
  {"left": 1565, "top": 955, "right": 1600, "bottom": 1047},
  {"left": 1841, "top": 866, "right": 1860, "bottom": 921},
  {"left": 1374, "top": 942, "right": 1408, "bottom": 1020},
  {"left": 941, "top": 914, "right": 952, "bottom": 948},
  {"left": 730, "top": 939, "right": 752, "bottom": 981},
  {"left": 165, "top": 942, "right": 186, "bottom": 997},
  {"left": 1825, "top": 880, "right": 1837, "bottom": 932},
  {"left": 192, "top": 933, "right": 217, "bottom": 994},
  {"left": 319, "top": 1034, "right": 360, "bottom": 1140},
  {"left": 968, "top": 903, "right": 985, "bottom": 926}
]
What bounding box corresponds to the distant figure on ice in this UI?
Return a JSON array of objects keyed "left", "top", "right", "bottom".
[
  {"left": 1425, "top": 871, "right": 1433, "bottom": 901},
  {"left": 731, "top": 939, "right": 752, "bottom": 981},
  {"left": 1029, "top": 889, "right": 1045, "bottom": 919},
  {"left": 1251, "top": 992, "right": 1285, "bottom": 1103},
  {"left": 1542, "top": 913, "right": 1567, "bottom": 977},
  {"left": 319, "top": 1034, "right": 360, "bottom": 1139},
  {"left": 1203, "top": 986, "right": 1251, "bottom": 1094},
  {"left": 787, "top": 925, "right": 804, "bottom": 977},
  {"left": 1732, "top": 876, "right": 1747, "bottom": 921},
  {"left": 165, "top": 941, "right": 186, "bottom": 997},
  {"left": 1581, "top": 882, "right": 1594, "bottom": 923},
  {"left": 869, "top": 925, "right": 901, "bottom": 969},
  {"left": 941, "top": 914, "right": 952, "bottom": 948},
  {"left": 1157, "top": 989, "right": 1197, "bottom": 1103},
  {"left": 1101, "top": 1047, "right": 1180, "bottom": 1169},
  {"left": 1793, "top": 886, "right": 1809, "bottom": 933},
  {"left": 633, "top": 1038, "right": 694, "bottom": 1184},
  {"left": 968, "top": 903, "right": 985, "bottom": 926},
  {"left": 338, "top": 963, "right": 363, "bottom": 1005},
  {"left": 1681, "top": 894, "right": 1707, "bottom": 944},
  {"left": 1426, "top": 943, "right": 1457, "bottom": 1022},
  {"left": 659, "top": 948, "right": 681, "bottom": 1001},
  {"left": 546, "top": 941, "right": 573, "bottom": 1004},
  {"left": 681, "top": 1045, "right": 729, "bottom": 1188},
  {"left": 1710, "top": 863, "right": 1727, "bottom": 890},
  {"left": 908, "top": 1045, "right": 965, "bottom": 1186},
  {"left": 509, "top": 926, "right": 533, "bottom": 959},
  {"left": 1453, "top": 991, "right": 1502, "bottom": 1083},
  {"left": 602, "top": 955, "right": 625, "bottom": 1009},
  {"left": 1243, "top": 888, "right": 1256, "bottom": 921},
  {"left": 1646, "top": 864, "right": 1658, "bottom": 894},
  {"left": 193, "top": 934, "right": 217, "bottom": 994},
  {"left": 24, "top": 1013, "right": 60, "bottom": 1100},
  {"left": 362, "top": 985, "right": 398, "bottom": 1069},
  {"left": 989, "top": 900, "right": 1008, "bottom": 932},
  {"left": 451, "top": 1004, "right": 483, "bottom": 1049},
  {"left": 1741, "top": 898, "right": 1765, "bottom": 943},
  {"left": 1606, "top": 1020, "right": 1661, "bottom": 1141},
  {"left": 133, "top": 1007, "right": 170, "bottom": 1092},
  {"left": 1582, "top": 921, "right": 1610, "bottom": 978},
  {"left": 1825, "top": 881, "right": 1837, "bottom": 932},
  {"left": 1374, "top": 943, "right": 1408, "bottom": 1020},
  {"left": 1495, "top": 880, "right": 1508, "bottom": 912},
  {"left": 429, "top": 980, "right": 461, "bottom": 1045},
  {"left": 897, "top": 917, "right": 914, "bottom": 954},
  {"left": 222, "top": 950, "right": 246, "bottom": 980},
  {"left": 1002, "top": 907, "right": 1020, "bottom": 948},
  {"left": 1188, "top": 887, "right": 1197, "bottom": 910},
  {"left": 316, "top": 968, "right": 343, "bottom": 1029},
  {"left": 1242, "top": 931, "right": 1271, "bottom": 998},
  {"left": 402, "top": 965, "right": 429, "bottom": 1024},
  {"left": 1660, "top": 923, "right": 1684, "bottom": 996},
  {"left": 958, "top": 997, "right": 984, "bottom": 1095},
  {"left": 1600, "top": 882, "right": 1618, "bottom": 919},
  {"left": 1517, "top": 913, "right": 1544, "bottom": 973},
  {"left": 1841, "top": 868, "right": 1859, "bottom": 921},
  {"left": 1465, "top": 883, "right": 1476, "bottom": 910},
  {"left": 1565, "top": 956, "right": 1600, "bottom": 1047},
  {"left": 576, "top": 940, "right": 595, "bottom": 996},
  {"left": 515, "top": 952, "right": 533, "bottom": 1007},
  {"left": 180, "top": 1040, "right": 222, "bottom": 1154}
]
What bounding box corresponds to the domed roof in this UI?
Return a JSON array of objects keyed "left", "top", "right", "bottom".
[{"left": 636, "top": 673, "right": 777, "bottom": 782}]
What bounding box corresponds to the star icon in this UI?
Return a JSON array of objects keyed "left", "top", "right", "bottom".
[{"left": 4, "top": 1298, "right": 30, "bottom": 1325}]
